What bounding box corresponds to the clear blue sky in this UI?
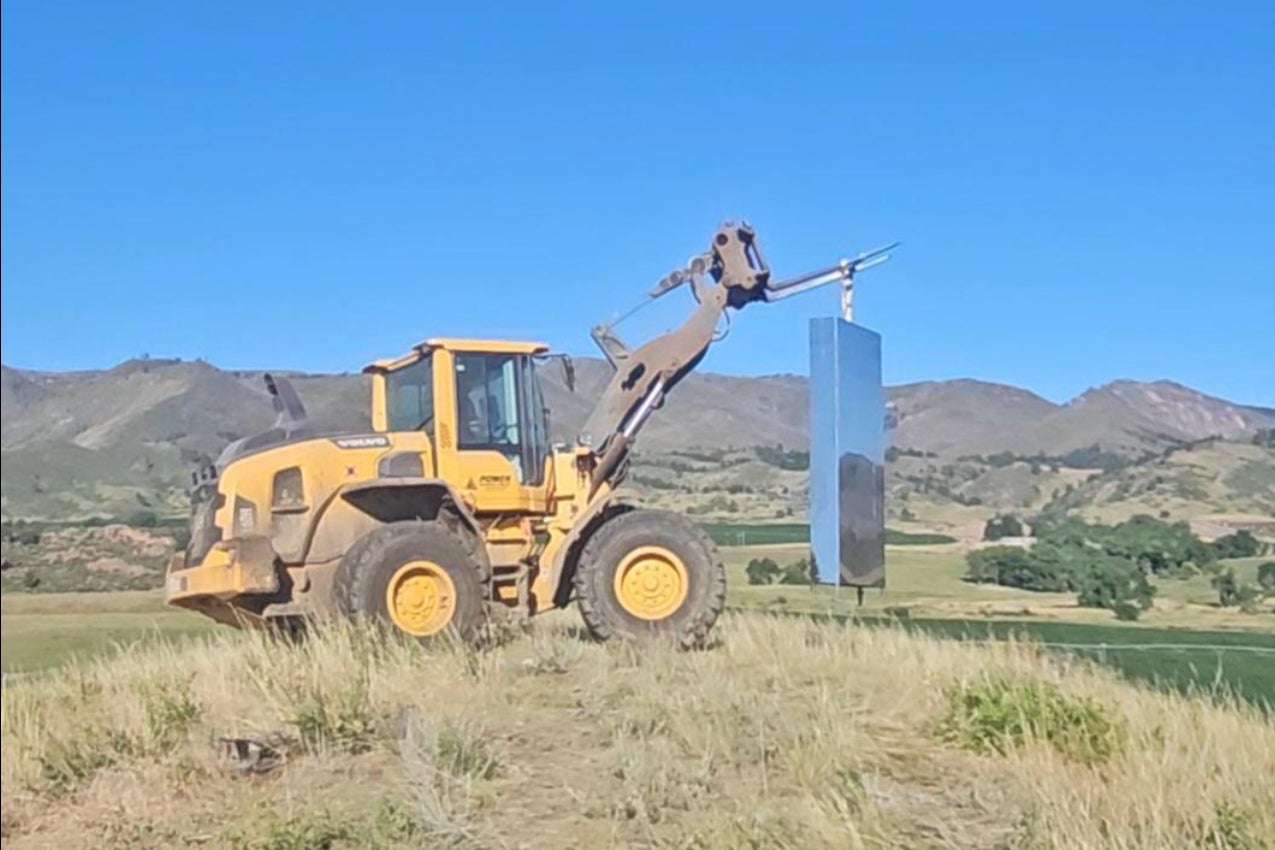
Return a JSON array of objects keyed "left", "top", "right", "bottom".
[{"left": 3, "top": 1, "right": 1272, "bottom": 404}]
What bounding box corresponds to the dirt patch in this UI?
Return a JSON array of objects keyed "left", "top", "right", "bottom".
[{"left": 84, "top": 557, "right": 152, "bottom": 577}]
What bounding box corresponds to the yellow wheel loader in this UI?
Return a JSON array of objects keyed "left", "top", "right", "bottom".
[{"left": 166, "top": 222, "right": 885, "bottom": 646}]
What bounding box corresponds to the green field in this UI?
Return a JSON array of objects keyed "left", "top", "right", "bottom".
[
  {"left": 723, "top": 544, "right": 1275, "bottom": 706},
  {"left": 701, "top": 521, "right": 957, "bottom": 546},
  {"left": 4, "top": 546, "right": 1273, "bottom": 707},
  {"left": 746, "top": 608, "right": 1275, "bottom": 707},
  {"left": 1, "top": 591, "right": 219, "bottom": 674}
]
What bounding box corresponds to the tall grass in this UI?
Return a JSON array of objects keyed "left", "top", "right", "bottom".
[{"left": 2, "top": 614, "right": 1272, "bottom": 849}]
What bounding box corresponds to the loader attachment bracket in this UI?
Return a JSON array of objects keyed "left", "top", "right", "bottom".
[{"left": 579, "top": 221, "right": 895, "bottom": 495}]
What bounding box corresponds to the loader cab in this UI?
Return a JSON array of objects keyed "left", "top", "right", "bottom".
[{"left": 367, "top": 338, "right": 553, "bottom": 512}]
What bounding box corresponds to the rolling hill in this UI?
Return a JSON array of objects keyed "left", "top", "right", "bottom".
[{"left": 1, "top": 357, "right": 1272, "bottom": 527}]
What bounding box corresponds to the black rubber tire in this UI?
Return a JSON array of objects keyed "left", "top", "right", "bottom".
[
  {"left": 333, "top": 522, "right": 487, "bottom": 644},
  {"left": 574, "top": 509, "right": 726, "bottom": 648}
]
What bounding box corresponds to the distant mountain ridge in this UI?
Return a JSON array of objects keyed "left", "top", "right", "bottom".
[{"left": 2, "top": 358, "right": 1272, "bottom": 521}]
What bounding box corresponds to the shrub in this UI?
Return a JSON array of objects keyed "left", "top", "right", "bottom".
[
  {"left": 1112, "top": 601, "right": 1142, "bottom": 621},
  {"left": 1205, "top": 801, "right": 1265, "bottom": 850},
  {"left": 1235, "top": 583, "right": 1263, "bottom": 615},
  {"left": 226, "top": 810, "right": 354, "bottom": 850},
  {"left": 434, "top": 721, "right": 500, "bottom": 780},
  {"left": 986, "top": 451, "right": 1017, "bottom": 468},
  {"left": 936, "top": 676, "right": 1124, "bottom": 765},
  {"left": 1213, "top": 568, "right": 1241, "bottom": 607},
  {"left": 126, "top": 509, "right": 160, "bottom": 528},
  {"left": 37, "top": 731, "right": 122, "bottom": 795},
  {"left": 290, "top": 675, "right": 377, "bottom": 754},
  {"left": 1257, "top": 562, "right": 1275, "bottom": 593},
  {"left": 778, "top": 559, "right": 813, "bottom": 586},
  {"left": 753, "top": 445, "right": 810, "bottom": 471},
  {"left": 139, "top": 676, "right": 201, "bottom": 752},
  {"left": 745, "top": 557, "right": 782, "bottom": 585}
]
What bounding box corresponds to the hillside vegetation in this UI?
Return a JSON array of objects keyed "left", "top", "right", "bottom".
[
  {"left": 3, "top": 617, "right": 1273, "bottom": 850},
  {"left": 3, "top": 359, "right": 1272, "bottom": 527}
]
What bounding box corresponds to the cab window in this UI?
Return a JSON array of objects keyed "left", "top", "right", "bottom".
[
  {"left": 455, "top": 353, "right": 549, "bottom": 485},
  {"left": 385, "top": 355, "right": 434, "bottom": 433},
  {"left": 455, "top": 354, "right": 519, "bottom": 449}
]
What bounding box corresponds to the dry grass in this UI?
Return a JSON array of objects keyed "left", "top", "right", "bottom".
[{"left": 2, "top": 614, "right": 1273, "bottom": 850}]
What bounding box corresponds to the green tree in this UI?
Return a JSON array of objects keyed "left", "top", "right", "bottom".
[
  {"left": 745, "top": 557, "right": 782, "bottom": 586},
  {"left": 1209, "top": 531, "right": 1266, "bottom": 559},
  {"left": 966, "top": 544, "right": 1074, "bottom": 592},
  {"left": 1075, "top": 555, "right": 1154, "bottom": 614},
  {"left": 1101, "top": 515, "right": 1209, "bottom": 574},
  {"left": 983, "top": 514, "right": 1025, "bottom": 541}
]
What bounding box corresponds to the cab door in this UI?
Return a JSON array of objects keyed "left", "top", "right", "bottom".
[{"left": 445, "top": 351, "right": 550, "bottom": 513}]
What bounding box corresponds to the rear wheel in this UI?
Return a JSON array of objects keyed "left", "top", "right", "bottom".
[
  {"left": 574, "top": 510, "right": 725, "bottom": 647},
  {"left": 334, "top": 522, "right": 487, "bottom": 644}
]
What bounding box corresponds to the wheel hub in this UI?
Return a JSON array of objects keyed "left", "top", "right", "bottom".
[
  {"left": 385, "top": 560, "right": 456, "bottom": 636},
  {"left": 614, "top": 546, "right": 689, "bottom": 621}
]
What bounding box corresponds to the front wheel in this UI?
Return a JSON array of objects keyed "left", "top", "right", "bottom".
[
  {"left": 333, "top": 522, "right": 487, "bottom": 644},
  {"left": 574, "top": 510, "right": 726, "bottom": 648}
]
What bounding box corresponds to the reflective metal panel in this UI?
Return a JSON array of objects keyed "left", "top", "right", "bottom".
[{"left": 809, "top": 318, "right": 885, "bottom": 587}]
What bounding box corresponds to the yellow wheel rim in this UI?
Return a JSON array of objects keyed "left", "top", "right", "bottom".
[
  {"left": 385, "top": 560, "right": 457, "bottom": 637},
  {"left": 613, "top": 546, "right": 689, "bottom": 621}
]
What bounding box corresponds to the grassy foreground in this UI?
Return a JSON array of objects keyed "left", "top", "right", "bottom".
[{"left": 3, "top": 616, "right": 1273, "bottom": 849}]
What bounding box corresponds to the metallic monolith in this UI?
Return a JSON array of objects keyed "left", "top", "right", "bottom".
[{"left": 809, "top": 317, "right": 886, "bottom": 587}]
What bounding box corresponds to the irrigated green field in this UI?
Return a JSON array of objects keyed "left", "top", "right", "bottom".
[
  {"left": 722, "top": 544, "right": 1275, "bottom": 705},
  {"left": 1, "top": 591, "right": 218, "bottom": 674},
  {"left": 4, "top": 546, "right": 1272, "bottom": 706}
]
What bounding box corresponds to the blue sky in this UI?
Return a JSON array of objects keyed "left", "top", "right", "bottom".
[{"left": 2, "top": 1, "right": 1272, "bottom": 404}]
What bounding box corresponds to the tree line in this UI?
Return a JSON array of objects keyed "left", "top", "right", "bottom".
[{"left": 968, "top": 513, "right": 1273, "bottom": 620}]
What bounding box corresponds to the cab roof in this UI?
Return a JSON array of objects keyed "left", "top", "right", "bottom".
[{"left": 363, "top": 338, "right": 550, "bottom": 373}]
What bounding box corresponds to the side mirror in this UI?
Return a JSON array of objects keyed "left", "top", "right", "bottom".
[{"left": 535, "top": 353, "right": 575, "bottom": 393}]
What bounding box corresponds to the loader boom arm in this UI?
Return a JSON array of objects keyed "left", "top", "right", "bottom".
[{"left": 581, "top": 222, "right": 894, "bottom": 495}]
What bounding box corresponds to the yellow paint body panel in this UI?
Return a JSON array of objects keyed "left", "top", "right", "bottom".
[
  {"left": 167, "top": 336, "right": 608, "bottom": 628},
  {"left": 166, "top": 546, "right": 250, "bottom": 599},
  {"left": 422, "top": 337, "right": 548, "bottom": 354}
]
